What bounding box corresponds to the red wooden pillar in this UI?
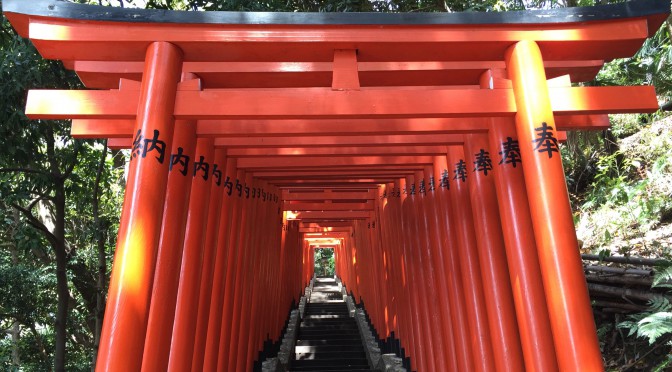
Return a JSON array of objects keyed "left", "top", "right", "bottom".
[
  {"left": 400, "top": 176, "right": 424, "bottom": 372},
  {"left": 409, "top": 171, "right": 440, "bottom": 372},
  {"left": 433, "top": 155, "right": 474, "bottom": 371},
  {"left": 422, "top": 165, "right": 458, "bottom": 371},
  {"left": 378, "top": 184, "right": 397, "bottom": 339},
  {"left": 391, "top": 178, "right": 414, "bottom": 367},
  {"left": 167, "top": 138, "right": 215, "bottom": 372},
  {"left": 464, "top": 134, "right": 525, "bottom": 371},
  {"left": 190, "top": 149, "right": 227, "bottom": 372},
  {"left": 225, "top": 169, "right": 252, "bottom": 372},
  {"left": 141, "top": 119, "right": 196, "bottom": 371},
  {"left": 371, "top": 190, "right": 390, "bottom": 339},
  {"left": 202, "top": 158, "right": 238, "bottom": 371},
  {"left": 245, "top": 179, "right": 269, "bottom": 371},
  {"left": 96, "top": 42, "right": 182, "bottom": 372},
  {"left": 506, "top": 40, "right": 603, "bottom": 371},
  {"left": 446, "top": 146, "right": 495, "bottom": 372},
  {"left": 274, "top": 208, "right": 290, "bottom": 339},
  {"left": 482, "top": 69, "right": 559, "bottom": 372},
  {"left": 216, "top": 160, "right": 243, "bottom": 370}
]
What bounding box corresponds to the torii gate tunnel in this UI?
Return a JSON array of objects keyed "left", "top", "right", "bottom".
[{"left": 4, "top": 0, "right": 670, "bottom": 370}]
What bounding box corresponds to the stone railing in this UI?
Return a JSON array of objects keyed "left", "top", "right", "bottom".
[{"left": 262, "top": 277, "right": 315, "bottom": 372}]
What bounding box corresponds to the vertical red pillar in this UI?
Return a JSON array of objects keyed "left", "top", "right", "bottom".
[
  {"left": 506, "top": 40, "right": 603, "bottom": 371},
  {"left": 236, "top": 174, "right": 261, "bottom": 371},
  {"left": 96, "top": 42, "right": 182, "bottom": 372},
  {"left": 216, "top": 160, "right": 243, "bottom": 370},
  {"left": 409, "top": 172, "right": 439, "bottom": 372},
  {"left": 464, "top": 134, "right": 525, "bottom": 371},
  {"left": 167, "top": 138, "right": 215, "bottom": 372},
  {"left": 422, "top": 165, "right": 458, "bottom": 372},
  {"left": 226, "top": 169, "right": 252, "bottom": 372},
  {"left": 446, "top": 146, "right": 495, "bottom": 372},
  {"left": 141, "top": 120, "right": 196, "bottom": 372},
  {"left": 488, "top": 118, "right": 559, "bottom": 372},
  {"left": 190, "top": 149, "right": 227, "bottom": 372},
  {"left": 433, "top": 155, "right": 474, "bottom": 371},
  {"left": 378, "top": 184, "right": 397, "bottom": 340},
  {"left": 483, "top": 69, "right": 559, "bottom": 372},
  {"left": 391, "top": 178, "right": 414, "bottom": 367},
  {"left": 202, "top": 158, "right": 238, "bottom": 371},
  {"left": 400, "top": 176, "right": 425, "bottom": 372}
]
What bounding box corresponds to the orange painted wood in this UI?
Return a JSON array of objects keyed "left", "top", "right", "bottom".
[
  {"left": 283, "top": 190, "right": 375, "bottom": 201},
  {"left": 289, "top": 211, "right": 373, "bottom": 220},
  {"left": 283, "top": 202, "right": 374, "bottom": 211},
  {"left": 141, "top": 120, "right": 196, "bottom": 372},
  {"left": 332, "top": 49, "right": 360, "bottom": 90},
  {"left": 224, "top": 169, "right": 251, "bottom": 371},
  {"left": 202, "top": 158, "right": 238, "bottom": 371},
  {"left": 27, "top": 86, "right": 657, "bottom": 120},
  {"left": 258, "top": 170, "right": 416, "bottom": 179},
  {"left": 433, "top": 155, "right": 474, "bottom": 371},
  {"left": 190, "top": 149, "right": 227, "bottom": 372},
  {"left": 398, "top": 177, "right": 423, "bottom": 371},
  {"left": 68, "top": 59, "right": 604, "bottom": 89},
  {"left": 236, "top": 156, "right": 434, "bottom": 169},
  {"left": 167, "top": 138, "right": 215, "bottom": 372},
  {"left": 481, "top": 69, "right": 559, "bottom": 371},
  {"left": 506, "top": 40, "right": 603, "bottom": 371},
  {"left": 17, "top": 14, "right": 651, "bottom": 63},
  {"left": 421, "top": 165, "right": 458, "bottom": 371},
  {"left": 446, "top": 147, "right": 495, "bottom": 372},
  {"left": 96, "top": 113, "right": 599, "bottom": 138},
  {"left": 95, "top": 42, "right": 182, "bottom": 372},
  {"left": 227, "top": 146, "right": 448, "bottom": 157},
  {"left": 487, "top": 118, "right": 559, "bottom": 372},
  {"left": 216, "top": 163, "right": 245, "bottom": 370},
  {"left": 464, "top": 134, "right": 525, "bottom": 371},
  {"left": 408, "top": 172, "right": 440, "bottom": 372}
]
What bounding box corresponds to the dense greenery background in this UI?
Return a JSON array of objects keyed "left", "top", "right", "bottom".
[{"left": 1, "top": 0, "right": 671, "bottom": 370}]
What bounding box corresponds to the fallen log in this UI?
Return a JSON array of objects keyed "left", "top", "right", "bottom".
[
  {"left": 582, "top": 254, "right": 666, "bottom": 266},
  {"left": 585, "top": 274, "right": 653, "bottom": 287},
  {"left": 591, "top": 300, "right": 647, "bottom": 312},
  {"left": 587, "top": 283, "right": 666, "bottom": 302},
  {"left": 584, "top": 265, "right": 653, "bottom": 276}
]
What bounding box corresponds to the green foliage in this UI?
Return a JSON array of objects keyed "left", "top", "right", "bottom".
[
  {"left": 638, "top": 311, "right": 672, "bottom": 345},
  {"left": 314, "top": 248, "right": 335, "bottom": 276}
]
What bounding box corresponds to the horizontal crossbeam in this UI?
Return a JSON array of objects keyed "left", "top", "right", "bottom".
[
  {"left": 27, "top": 86, "right": 657, "bottom": 120},
  {"left": 283, "top": 202, "right": 374, "bottom": 211},
  {"left": 283, "top": 190, "right": 376, "bottom": 201}
]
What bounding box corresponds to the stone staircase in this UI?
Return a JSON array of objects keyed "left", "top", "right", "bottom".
[{"left": 289, "top": 277, "right": 374, "bottom": 372}]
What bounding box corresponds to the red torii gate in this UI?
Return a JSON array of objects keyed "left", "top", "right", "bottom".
[{"left": 3, "top": 0, "right": 670, "bottom": 371}]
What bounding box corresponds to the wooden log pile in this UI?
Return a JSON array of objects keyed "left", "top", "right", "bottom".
[{"left": 582, "top": 254, "right": 671, "bottom": 314}]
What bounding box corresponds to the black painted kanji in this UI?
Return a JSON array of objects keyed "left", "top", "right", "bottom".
[
  {"left": 499, "top": 137, "right": 522, "bottom": 168},
  {"left": 169, "top": 146, "right": 189, "bottom": 176},
  {"left": 454, "top": 160, "right": 467, "bottom": 182},
  {"left": 473, "top": 149, "right": 493, "bottom": 176},
  {"left": 193, "top": 156, "right": 209, "bottom": 180},
  {"left": 532, "top": 122, "right": 559, "bottom": 158}
]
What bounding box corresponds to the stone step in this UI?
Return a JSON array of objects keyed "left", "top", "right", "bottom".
[
  {"left": 295, "top": 344, "right": 367, "bottom": 353},
  {"left": 296, "top": 338, "right": 362, "bottom": 346}
]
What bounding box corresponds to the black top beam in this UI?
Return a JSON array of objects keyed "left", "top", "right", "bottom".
[{"left": 2, "top": 0, "right": 670, "bottom": 27}]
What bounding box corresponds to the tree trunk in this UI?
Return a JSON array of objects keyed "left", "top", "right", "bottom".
[
  {"left": 92, "top": 143, "right": 108, "bottom": 371},
  {"left": 53, "top": 182, "right": 68, "bottom": 372},
  {"left": 9, "top": 209, "right": 21, "bottom": 367}
]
